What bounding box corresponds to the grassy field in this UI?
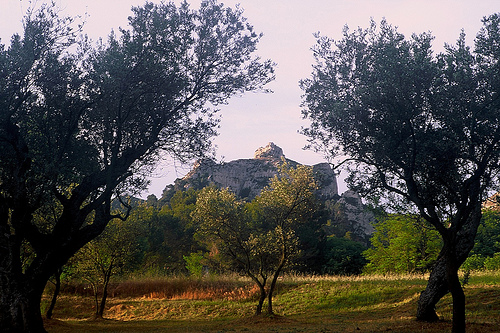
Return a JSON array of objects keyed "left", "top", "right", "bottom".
[{"left": 43, "top": 272, "right": 500, "bottom": 332}]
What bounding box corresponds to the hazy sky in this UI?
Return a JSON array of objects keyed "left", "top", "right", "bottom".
[{"left": 1, "top": 0, "right": 499, "bottom": 196}]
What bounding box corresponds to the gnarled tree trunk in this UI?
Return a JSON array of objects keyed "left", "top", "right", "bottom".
[
  {"left": 446, "top": 253, "right": 466, "bottom": 333},
  {"left": 417, "top": 206, "right": 481, "bottom": 327},
  {"left": 256, "top": 284, "right": 267, "bottom": 315},
  {"left": 0, "top": 205, "right": 48, "bottom": 333},
  {"left": 248, "top": 272, "right": 267, "bottom": 316},
  {"left": 267, "top": 261, "right": 285, "bottom": 316},
  {"left": 0, "top": 276, "right": 47, "bottom": 333},
  {"left": 416, "top": 252, "right": 448, "bottom": 322},
  {"left": 0, "top": 203, "right": 112, "bottom": 332}
]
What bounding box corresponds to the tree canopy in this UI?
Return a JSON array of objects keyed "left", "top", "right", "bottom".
[
  {"left": 300, "top": 14, "right": 500, "bottom": 332},
  {"left": 0, "top": 1, "right": 274, "bottom": 331},
  {"left": 363, "top": 214, "right": 442, "bottom": 274}
]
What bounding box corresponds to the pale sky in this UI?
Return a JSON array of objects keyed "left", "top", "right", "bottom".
[{"left": 1, "top": 0, "right": 499, "bottom": 196}]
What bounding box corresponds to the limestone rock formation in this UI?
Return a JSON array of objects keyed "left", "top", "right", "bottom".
[
  {"left": 312, "top": 162, "right": 339, "bottom": 200},
  {"left": 483, "top": 192, "right": 500, "bottom": 211},
  {"left": 254, "top": 142, "right": 284, "bottom": 159},
  {"left": 180, "top": 142, "right": 337, "bottom": 200},
  {"left": 333, "top": 190, "right": 375, "bottom": 244}
]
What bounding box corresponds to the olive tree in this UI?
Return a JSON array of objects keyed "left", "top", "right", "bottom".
[
  {"left": 72, "top": 215, "right": 142, "bottom": 319},
  {"left": 192, "top": 163, "right": 319, "bottom": 315},
  {"left": 0, "top": 1, "right": 274, "bottom": 331},
  {"left": 192, "top": 187, "right": 267, "bottom": 311},
  {"left": 300, "top": 16, "right": 500, "bottom": 333},
  {"left": 252, "top": 163, "right": 320, "bottom": 314}
]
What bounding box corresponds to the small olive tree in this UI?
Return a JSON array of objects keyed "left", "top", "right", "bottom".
[
  {"left": 192, "top": 163, "right": 319, "bottom": 315},
  {"left": 73, "top": 216, "right": 142, "bottom": 319}
]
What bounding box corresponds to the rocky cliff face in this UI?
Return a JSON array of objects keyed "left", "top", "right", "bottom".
[
  {"left": 181, "top": 142, "right": 338, "bottom": 200},
  {"left": 329, "top": 190, "right": 375, "bottom": 244},
  {"left": 163, "top": 142, "right": 374, "bottom": 242},
  {"left": 483, "top": 192, "right": 500, "bottom": 211}
]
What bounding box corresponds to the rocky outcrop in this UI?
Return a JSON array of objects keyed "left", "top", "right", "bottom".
[
  {"left": 162, "top": 142, "right": 374, "bottom": 242},
  {"left": 254, "top": 142, "right": 284, "bottom": 159},
  {"left": 333, "top": 190, "right": 375, "bottom": 243},
  {"left": 181, "top": 142, "right": 338, "bottom": 200},
  {"left": 483, "top": 192, "right": 500, "bottom": 211},
  {"left": 312, "top": 163, "right": 338, "bottom": 200}
]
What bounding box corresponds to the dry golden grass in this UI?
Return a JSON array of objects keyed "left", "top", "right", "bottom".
[
  {"left": 44, "top": 272, "right": 500, "bottom": 333},
  {"left": 111, "top": 275, "right": 259, "bottom": 300},
  {"left": 59, "top": 275, "right": 259, "bottom": 300}
]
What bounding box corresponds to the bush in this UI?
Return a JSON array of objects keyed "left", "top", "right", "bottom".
[
  {"left": 363, "top": 214, "right": 441, "bottom": 274},
  {"left": 184, "top": 252, "right": 205, "bottom": 278},
  {"left": 461, "top": 254, "right": 486, "bottom": 272},
  {"left": 484, "top": 253, "right": 500, "bottom": 271},
  {"left": 321, "top": 236, "right": 367, "bottom": 275}
]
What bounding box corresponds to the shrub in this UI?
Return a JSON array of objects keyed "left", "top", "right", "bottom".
[
  {"left": 363, "top": 214, "right": 441, "bottom": 274},
  {"left": 184, "top": 252, "right": 205, "bottom": 278},
  {"left": 321, "top": 236, "right": 367, "bottom": 275},
  {"left": 461, "top": 254, "right": 486, "bottom": 272},
  {"left": 484, "top": 253, "right": 500, "bottom": 271}
]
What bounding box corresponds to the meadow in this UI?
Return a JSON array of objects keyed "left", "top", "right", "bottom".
[{"left": 43, "top": 272, "right": 500, "bottom": 332}]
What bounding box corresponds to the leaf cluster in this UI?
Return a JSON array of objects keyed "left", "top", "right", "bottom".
[{"left": 363, "top": 214, "right": 442, "bottom": 274}]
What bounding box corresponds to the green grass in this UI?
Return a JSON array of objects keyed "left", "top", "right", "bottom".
[{"left": 44, "top": 272, "right": 500, "bottom": 332}]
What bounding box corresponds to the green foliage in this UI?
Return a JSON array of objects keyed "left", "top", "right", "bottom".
[
  {"left": 471, "top": 210, "right": 500, "bottom": 257},
  {"left": 322, "top": 236, "right": 367, "bottom": 275},
  {"left": 462, "top": 253, "right": 500, "bottom": 272},
  {"left": 1, "top": 0, "right": 274, "bottom": 330},
  {"left": 461, "top": 254, "right": 486, "bottom": 272},
  {"left": 484, "top": 253, "right": 500, "bottom": 271},
  {"left": 301, "top": 17, "right": 500, "bottom": 208},
  {"left": 192, "top": 163, "right": 321, "bottom": 314},
  {"left": 170, "top": 188, "right": 199, "bottom": 223},
  {"left": 292, "top": 204, "right": 329, "bottom": 273},
  {"left": 183, "top": 252, "right": 205, "bottom": 278},
  {"left": 192, "top": 186, "right": 253, "bottom": 273},
  {"left": 461, "top": 210, "right": 500, "bottom": 272},
  {"left": 363, "top": 209, "right": 500, "bottom": 275},
  {"left": 128, "top": 190, "right": 202, "bottom": 276},
  {"left": 74, "top": 217, "right": 143, "bottom": 280},
  {"left": 363, "top": 214, "right": 442, "bottom": 274},
  {"left": 252, "top": 163, "right": 321, "bottom": 265},
  {"left": 301, "top": 15, "right": 500, "bottom": 326},
  {"left": 73, "top": 217, "right": 143, "bottom": 317}
]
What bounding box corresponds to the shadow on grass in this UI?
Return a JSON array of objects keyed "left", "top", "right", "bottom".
[{"left": 44, "top": 314, "right": 500, "bottom": 333}]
